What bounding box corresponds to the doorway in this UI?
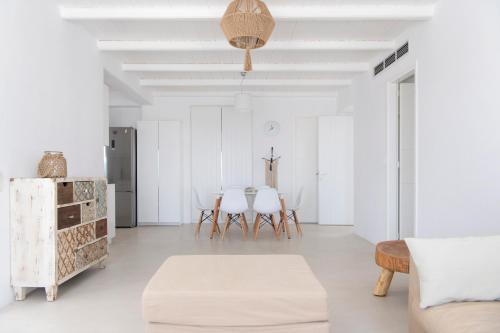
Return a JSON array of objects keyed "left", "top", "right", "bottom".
[
  {"left": 293, "top": 115, "right": 354, "bottom": 225},
  {"left": 294, "top": 117, "right": 318, "bottom": 223},
  {"left": 318, "top": 116, "right": 353, "bottom": 225},
  {"left": 388, "top": 72, "right": 417, "bottom": 239},
  {"left": 398, "top": 75, "right": 416, "bottom": 238}
]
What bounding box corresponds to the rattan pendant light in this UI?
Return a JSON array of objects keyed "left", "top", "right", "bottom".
[{"left": 220, "top": 0, "right": 276, "bottom": 72}]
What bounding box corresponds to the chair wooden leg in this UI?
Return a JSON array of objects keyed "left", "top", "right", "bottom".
[
  {"left": 292, "top": 210, "right": 302, "bottom": 237},
  {"left": 278, "top": 213, "right": 284, "bottom": 233},
  {"left": 195, "top": 211, "right": 204, "bottom": 240},
  {"left": 270, "top": 214, "right": 280, "bottom": 240},
  {"left": 253, "top": 214, "right": 262, "bottom": 240},
  {"left": 214, "top": 212, "right": 221, "bottom": 235},
  {"left": 280, "top": 198, "right": 291, "bottom": 239},
  {"left": 221, "top": 214, "right": 232, "bottom": 240},
  {"left": 240, "top": 214, "right": 248, "bottom": 240},
  {"left": 210, "top": 197, "right": 222, "bottom": 239}
]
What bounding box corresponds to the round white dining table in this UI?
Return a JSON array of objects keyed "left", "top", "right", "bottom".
[{"left": 209, "top": 189, "right": 291, "bottom": 239}]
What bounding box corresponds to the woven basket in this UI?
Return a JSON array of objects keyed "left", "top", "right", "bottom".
[{"left": 37, "top": 151, "right": 67, "bottom": 178}]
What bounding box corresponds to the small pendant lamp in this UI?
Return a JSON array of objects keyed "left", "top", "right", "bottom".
[
  {"left": 234, "top": 72, "right": 252, "bottom": 113},
  {"left": 235, "top": 93, "right": 252, "bottom": 113},
  {"left": 220, "top": 0, "right": 276, "bottom": 72}
]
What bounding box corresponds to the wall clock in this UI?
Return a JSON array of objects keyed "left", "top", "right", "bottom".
[{"left": 264, "top": 121, "right": 280, "bottom": 136}]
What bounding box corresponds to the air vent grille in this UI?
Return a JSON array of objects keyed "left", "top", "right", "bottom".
[
  {"left": 374, "top": 62, "right": 384, "bottom": 76},
  {"left": 397, "top": 42, "right": 409, "bottom": 59},
  {"left": 373, "top": 41, "right": 410, "bottom": 77},
  {"left": 385, "top": 53, "right": 396, "bottom": 68}
]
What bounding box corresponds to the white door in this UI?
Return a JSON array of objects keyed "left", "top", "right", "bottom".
[
  {"left": 293, "top": 117, "right": 318, "bottom": 223},
  {"left": 221, "top": 107, "right": 252, "bottom": 189},
  {"left": 159, "top": 121, "right": 182, "bottom": 224},
  {"left": 399, "top": 82, "right": 416, "bottom": 238},
  {"left": 318, "top": 116, "right": 353, "bottom": 225},
  {"left": 137, "top": 121, "right": 159, "bottom": 225},
  {"left": 191, "top": 106, "right": 222, "bottom": 221}
]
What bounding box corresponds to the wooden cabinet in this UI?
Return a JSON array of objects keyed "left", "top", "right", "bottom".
[{"left": 10, "top": 177, "right": 108, "bottom": 301}]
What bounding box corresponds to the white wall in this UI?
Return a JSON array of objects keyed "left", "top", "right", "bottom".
[
  {"left": 336, "top": 87, "right": 354, "bottom": 115},
  {"left": 353, "top": 0, "right": 500, "bottom": 243},
  {"left": 141, "top": 95, "right": 338, "bottom": 223},
  {"left": 0, "top": 0, "right": 106, "bottom": 307},
  {"left": 110, "top": 107, "right": 142, "bottom": 128}
]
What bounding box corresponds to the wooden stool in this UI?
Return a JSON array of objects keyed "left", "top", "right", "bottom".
[{"left": 373, "top": 240, "right": 410, "bottom": 297}]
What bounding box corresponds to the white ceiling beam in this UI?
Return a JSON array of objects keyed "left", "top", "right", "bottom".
[
  {"left": 60, "top": 5, "right": 435, "bottom": 21},
  {"left": 140, "top": 79, "right": 352, "bottom": 87},
  {"left": 98, "top": 40, "right": 394, "bottom": 52},
  {"left": 152, "top": 91, "right": 339, "bottom": 98},
  {"left": 123, "top": 63, "right": 369, "bottom": 73}
]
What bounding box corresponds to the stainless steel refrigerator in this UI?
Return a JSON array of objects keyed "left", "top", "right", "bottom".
[{"left": 106, "top": 127, "right": 137, "bottom": 228}]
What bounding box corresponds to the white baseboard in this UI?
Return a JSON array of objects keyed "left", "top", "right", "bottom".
[{"left": 138, "top": 222, "right": 182, "bottom": 226}]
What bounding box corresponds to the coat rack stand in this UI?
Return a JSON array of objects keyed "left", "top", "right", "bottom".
[{"left": 262, "top": 147, "right": 281, "bottom": 189}]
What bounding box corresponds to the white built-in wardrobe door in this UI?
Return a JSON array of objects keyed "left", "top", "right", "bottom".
[
  {"left": 137, "top": 121, "right": 159, "bottom": 224},
  {"left": 294, "top": 117, "right": 319, "bottom": 223},
  {"left": 159, "top": 121, "right": 182, "bottom": 224},
  {"left": 318, "top": 116, "right": 353, "bottom": 225},
  {"left": 221, "top": 107, "right": 252, "bottom": 189},
  {"left": 191, "top": 107, "right": 222, "bottom": 221}
]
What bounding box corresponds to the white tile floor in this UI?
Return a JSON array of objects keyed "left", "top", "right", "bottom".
[{"left": 0, "top": 224, "right": 409, "bottom": 333}]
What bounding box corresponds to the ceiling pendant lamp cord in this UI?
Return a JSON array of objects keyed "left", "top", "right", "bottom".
[{"left": 240, "top": 72, "right": 246, "bottom": 94}]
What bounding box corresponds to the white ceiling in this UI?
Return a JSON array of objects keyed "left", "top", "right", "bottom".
[
  {"left": 58, "top": 0, "right": 438, "bottom": 95},
  {"left": 59, "top": 0, "right": 438, "bottom": 6}
]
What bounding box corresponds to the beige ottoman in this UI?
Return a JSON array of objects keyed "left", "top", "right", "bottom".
[{"left": 142, "top": 255, "right": 329, "bottom": 332}]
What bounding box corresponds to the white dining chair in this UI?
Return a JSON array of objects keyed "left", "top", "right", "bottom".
[
  {"left": 193, "top": 188, "right": 217, "bottom": 239},
  {"left": 220, "top": 188, "right": 249, "bottom": 240},
  {"left": 280, "top": 187, "right": 304, "bottom": 237},
  {"left": 253, "top": 188, "right": 281, "bottom": 240}
]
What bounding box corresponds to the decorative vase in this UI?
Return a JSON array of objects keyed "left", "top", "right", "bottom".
[{"left": 37, "top": 151, "right": 67, "bottom": 178}]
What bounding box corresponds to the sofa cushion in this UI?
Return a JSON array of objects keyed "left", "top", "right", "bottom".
[
  {"left": 411, "top": 297, "right": 500, "bottom": 333},
  {"left": 409, "top": 259, "right": 500, "bottom": 333},
  {"left": 142, "top": 255, "right": 328, "bottom": 327},
  {"left": 146, "top": 322, "right": 330, "bottom": 333},
  {"left": 406, "top": 235, "right": 500, "bottom": 308}
]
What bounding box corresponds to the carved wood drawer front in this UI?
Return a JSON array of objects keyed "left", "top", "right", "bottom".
[
  {"left": 75, "top": 222, "right": 95, "bottom": 247},
  {"left": 57, "top": 182, "right": 74, "bottom": 205},
  {"left": 74, "top": 181, "right": 95, "bottom": 202},
  {"left": 57, "top": 229, "right": 77, "bottom": 281},
  {"left": 81, "top": 201, "right": 96, "bottom": 223},
  {"left": 58, "top": 205, "right": 81, "bottom": 230},
  {"left": 95, "top": 180, "right": 107, "bottom": 219},
  {"left": 75, "top": 238, "right": 107, "bottom": 269},
  {"left": 95, "top": 219, "right": 107, "bottom": 239}
]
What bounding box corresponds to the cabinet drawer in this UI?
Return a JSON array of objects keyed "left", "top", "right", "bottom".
[
  {"left": 81, "top": 201, "right": 96, "bottom": 223},
  {"left": 57, "top": 182, "right": 74, "bottom": 205},
  {"left": 74, "top": 181, "right": 95, "bottom": 202},
  {"left": 75, "top": 222, "right": 95, "bottom": 247},
  {"left": 58, "top": 205, "right": 81, "bottom": 230},
  {"left": 57, "top": 228, "right": 77, "bottom": 281},
  {"left": 95, "top": 219, "right": 107, "bottom": 239},
  {"left": 95, "top": 180, "right": 107, "bottom": 219},
  {"left": 75, "top": 238, "right": 107, "bottom": 269}
]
